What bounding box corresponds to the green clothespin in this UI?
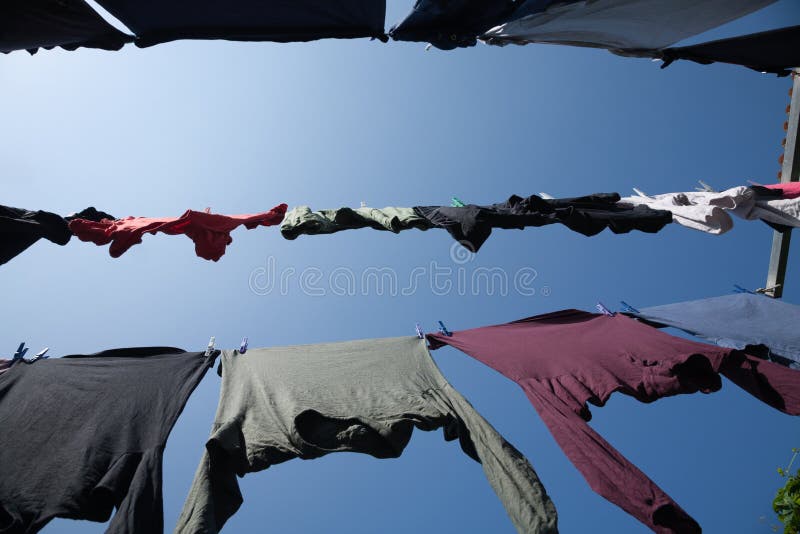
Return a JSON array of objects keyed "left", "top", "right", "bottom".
[{"left": 451, "top": 197, "right": 466, "bottom": 207}]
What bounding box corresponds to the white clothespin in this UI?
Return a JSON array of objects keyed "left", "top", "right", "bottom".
[
  {"left": 755, "top": 284, "right": 782, "bottom": 296},
  {"left": 360, "top": 201, "right": 367, "bottom": 208},
  {"left": 205, "top": 336, "right": 216, "bottom": 356},
  {"left": 695, "top": 180, "right": 717, "bottom": 193},
  {"left": 425, "top": 44, "right": 432, "bottom": 51},
  {"left": 539, "top": 192, "right": 555, "bottom": 200},
  {"left": 632, "top": 187, "right": 650, "bottom": 198}
]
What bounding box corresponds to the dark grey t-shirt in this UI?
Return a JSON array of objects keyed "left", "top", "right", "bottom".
[
  {"left": 176, "top": 337, "right": 558, "bottom": 534},
  {"left": 0, "top": 347, "right": 215, "bottom": 534}
]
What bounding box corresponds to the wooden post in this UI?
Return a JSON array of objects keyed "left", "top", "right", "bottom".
[{"left": 765, "top": 70, "right": 800, "bottom": 298}]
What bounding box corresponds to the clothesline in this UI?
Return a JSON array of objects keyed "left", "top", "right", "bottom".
[
  {"left": 2, "top": 182, "right": 798, "bottom": 266},
  {"left": 4, "top": 1, "right": 799, "bottom": 76},
  {"left": 2, "top": 295, "right": 798, "bottom": 533}
]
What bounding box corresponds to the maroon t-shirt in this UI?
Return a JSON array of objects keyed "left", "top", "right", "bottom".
[{"left": 428, "top": 310, "right": 800, "bottom": 534}]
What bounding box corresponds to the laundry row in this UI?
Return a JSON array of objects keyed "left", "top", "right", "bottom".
[
  {"left": 3, "top": 183, "right": 799, "bottom": 266},
  {"left": 4, "top": 0, "right": 799, "bottom": 76},
  {"left": 1, "top": 292, "right": 799, "bottom": 534}
]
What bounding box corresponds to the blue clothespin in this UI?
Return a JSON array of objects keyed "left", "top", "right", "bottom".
[
  {"left": 205, "top": 336, "right": 216, "bottom": 356},
  {"left": 437, "top": 321, "right": 452, "bottom": 337},
  {"left": 415, "top": 323, "right": 425, "bottom": 339},
  {"left": 733, "top": 284, "right": 755, "bottom": 294},
  {"left": 29, "top": 348, "right": 49, "bottom": 362},
  {"left": 239, "top": 337, "right": 249, "bottom": 354},
  {"left": 595, "top": 302, "right": 615, "bottom": 317},
  {"left": 619, "top": 301, "right": 640, "bottom": 314},
  {"left": 451, "top": 197, "right": 466, "bottom": 208},
  {"left": 12, "top": 343, "right": 28, "bottom": 361}
]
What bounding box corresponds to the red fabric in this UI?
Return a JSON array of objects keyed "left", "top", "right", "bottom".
[
  {"left": 764, "top": 182, "right": 800, "bottom": 199},
  {"left": 68, "top": 205, "right": 287, "bottom": 261},
  {"left": 428, "top": 310, "right": 800, "bottom": 534}
]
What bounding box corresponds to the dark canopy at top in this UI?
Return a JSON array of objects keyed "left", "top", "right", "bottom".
[
  {"left": 95, "top": 0, "right": 387, "bottom": 48},
  {"left": 1, "top": 0, "right": 132, "bottom": 54},
  {"left": 389, "top": 0, "right": 578, "bottom": 50},
  {"left": 658, "top": 25, "right": 800, "bottom": 76}
]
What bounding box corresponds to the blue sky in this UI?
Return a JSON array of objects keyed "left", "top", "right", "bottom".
[{"left": 2, "top": 2, "right": 800, "bottom": 532}]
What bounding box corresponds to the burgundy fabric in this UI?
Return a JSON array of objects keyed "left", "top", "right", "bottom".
[
  {"left": 428, "top": 310, "right": 800, "bottom": 534},
  {"left": 68, "top": 205, "right": 287, "bottom": 261},
  {"left": 764, "top": 182, "right": 800, "bottom": 200}
]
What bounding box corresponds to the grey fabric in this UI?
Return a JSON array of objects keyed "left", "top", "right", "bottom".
[
  {"left": 280, "top": 205, "right": 433, "bottom": 240},
  {"left": 176, "top": 337, "right": 558, "bottom": 534}
]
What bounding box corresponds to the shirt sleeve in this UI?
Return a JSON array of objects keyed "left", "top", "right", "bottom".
[
  {"left": 432, "top": 383, "right": 559, "bottom": 534},
  {"left": 521, "top": 380, "right": 700, "bottom": 534},
  {"left": 720, "top": 351, "right": 800, "bottom": 415}
]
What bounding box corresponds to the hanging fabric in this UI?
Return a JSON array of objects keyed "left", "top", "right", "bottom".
[
  {"left": 93, "top": 0, "right": 387, "bottom": 48},
  {"left": 280, "top": 205, "right": 432, "bottom": 239},
  {"left": 414, "top": 193, "right": 672, "bottom": 252},
  {"left": 655, "top": 25, "right": 800, "bottom": 76},
  {"left": 1, "top": 0, "right": 133, "bottom": 54},
  {"left": 389, "top": 0, "right": 520, "bottom": 50},
  {"left": 764, "top": 181, "right": 800, "bottom": 200},
  {"left": 0, "top": 359, "right": 12, "bottom": 376},
  {"left": 427, "top": 309, "right": 800, "bottom": 534},
  {"left": 0, "top": 205, "right": 72, "bottom": 266},
  {"left": 0, "top": 347, "right": 217, "bottom": 534},
  {"left": 481, "top": 0, "right": 776, "bottom": 51},
  {"left": 176, "top": 337, "right": 558, "bottom": 534},
  {"left": 629, "top": 293, "right": 800, "bottom": 369},
  {"left": 68, "top": 205, "right": 287, "bottom": 261}
]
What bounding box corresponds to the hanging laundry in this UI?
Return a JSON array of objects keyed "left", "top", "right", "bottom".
[
  {"left": 280, "top": 205, "right": 432, "bottom": 240},
  {"left": 414, "top": 193, "right": 672, "bottom": 252},
  {"left": 389, "top": 0, "right": 521, "bottom": 50},
  {"left": 0, "top": 205, "right": 72, "bottom": 266},
  {"left": 0, "top": 359, "right": 11, "bottom": 376},
  {"left": 428, "top": 310, "right": 800, "bottom": 534},
  {"left": 176, "top": 337, "right": 558, "bottom": 534},
  {"left": 617, "top": 186, "right": 756, "bottom": 235},
  {"left": 764, "top": 182, "right": 800, "bottom": 200},
  {"left": 630, "top": 293, "right": 800, "bottom": 369},
  {"left": 68, "top": 205, "right": 287, "bottom": 261},
  {"left": 64, "top": 206, "right": 117, "bottom": 222},
  {"left": 481, "top": 0, "right": 776, "bottom": 52},
  {"left": 1, "top": 0, "right": 133, "bottom": 54},
  {"left": 0, "top": 347, "right": 216, "bottom": 534},
  {"left": 92, "top": 0, "right": 387, "bottom": 48},
  {"left": 733, "top": 187, "right": 800, "bottom": 230},
  {"left": 656, "top": 25, "right": 800, "bottom": 76}
]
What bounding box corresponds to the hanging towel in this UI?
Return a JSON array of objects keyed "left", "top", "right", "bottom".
[
  {"left": 0, "top": 347, "right": 216, "bottom": 534},
  {"left": 630, "top": 293, "right": 800, "bottom": 369},
  {"left": 389, "top": 0, "right": 520, "bottom": 50},
  {"left": 93, "top": 0, "right": 387, "bottom": 48},
  {"left": 481, "top": 0, "right": 776, "bottom": 51},
  {"left": 414, "top": 193, "right": 672, "bottom": 252},
  {"left": 280, "top": 205, "right": 432, "bottom": 239},
  {"left": 1, "top": 0, "right": 133, "bottom": 54},
  {"left": 655, "top": 25, "right": 800, "bottom": 76},
  {"left": 0, "top": 205, "right": 72, "bottom": 266},
  {"left": 428, "top": 310, "right": 800, "bottom": 534},
  {"left": 175, "top": 337, "right": 558, "bottom": 534},
  {"left": 617, "top": 186, "right": 756, "bottom": 235},
  {"left": 68, "top": 205, "right": 287, "bottom": 261}
]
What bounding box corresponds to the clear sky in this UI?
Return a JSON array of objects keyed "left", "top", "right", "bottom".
[{"left": 2, "top": 2, "right": 800, "bottom": 533}]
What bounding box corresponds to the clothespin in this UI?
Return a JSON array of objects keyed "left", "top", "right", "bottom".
[
  {"left": 632, "top": 187, "right": 650, "bottom": 198},
  {"left": 539, "top": 192, "right": 555, "bottom": 200},
  {"left": 204, "top": 207, "right": 211, "bottom": 214},
  {"left": 755, "top": 283, "right": 782, "bottom": 296},
  {"left": 12, "top": 342, "right": 28, "bottom": 361},
  {"left": 619, "top": 301, "right": 640, "bottom": 314},
  {"left": 239, "top": 337, "right": 248, "bottom": 355},
  {"left": 360, "top": 201, "right": 367, "bottom": 208},
  {"left": 437, "top": 321, "right": 452, "bottom": 337},
  {"left": 425, "top": 44, "right": 433, "bottom": 52},
  {"left": 733, "top": 284, "right": 755, "bottom": 294},
  {"left": 695, "top": 180, "right": 717, "bottom": 193},
  {"left": 595, "top": 302, "right": 615, "bottom": 317},
  {"left": 747, "top": 180, "right": 763, "bottom": 186},
  {"left": 451, "top": 197, "right": 466, "bottom": 208},
  {"left": 205, "top": 336, "right": 216, "bottom": 356},
  {"left": 29, "top": 348, "right": 49, "bottom": 363},
  {"left": 415, "top": 323, "right": 425, "bottom": 339}
]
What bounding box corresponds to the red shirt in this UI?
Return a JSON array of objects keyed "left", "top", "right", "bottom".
[{"left": 69, "top": 205, "right": 287, "bottom": 261}]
